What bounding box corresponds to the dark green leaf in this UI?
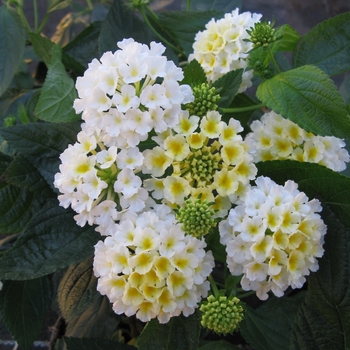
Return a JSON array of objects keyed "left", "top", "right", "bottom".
[
  {"left": 65, "top": 296, "right": 120, "bottom": 339},
  {"left": 0, "top": 276, "right": 52, "bottom": 350},
  {"left": 58, "top": 257, "right": 100, "bottom": 322},
  {"left": 290, "top": 205, "right": 350, "bottom": 349},
  {"left": 240, "top": 292, "right": 305, "bottom": 350},
  {"left": 183, "top": 0, "right": 241, "bottom": 12},
  {"left": 181, "top": 59, "right": 207, "bottom": 87},
  {"left": 339, "top": 74, "right": 350, "bottom": 105},
  {"left": 64, "top": 21, "right": 102, "bottom": 67},
  {"left": 35, "top": 46, "right": 80, "bottom": 123},
  {"left": 0, "top": 121, "right": 81, "bottom": 157},
  {"left": 64, "top": 337, "right": 135, "bottom": 350},
  {"left": 0, "top": 181, "right": 44, "bottom": 234},
  {"left": 293, "top": 12, "right": 350, "bottom": 76},
  {"left": 99, "top": 0, "right": 154, "bottom": 56},
  {"left": 158, "top": 11, "right": 223, "bottom": 57},
  {"left": 0, "top": 200, "right": 100, "bottom": 279},
  {"left": 0, "top": 152, "right": 12, "bottom": 176},
  {"left": 138, "top": 311, "right": 201, "bottom": 350},
  {"left": 5, "top": 154, "right": 54, "bottom": 196},
  {"left": 34, "top": 156, "right": 62, "bottom": 193},
  {"left": 48, "top": 0, "right": 72, "bottom": 13},
  {"left": 213, "top": 69, "right": 243, "bottom": 108},
  {"left": 199, "top": 340, "right": 241, "bottom": 350},
  {"left": 29, "top": 33, "right": 55, "bottom": 66},
  {"left": 0, "top": 5, "right": 26, "bottom": 96},
  {"left": 272, "top": 24, "right": 301, "bottom": 52},
  {"left": 256, "top": 65, "right": 350, "bottom": 138}
]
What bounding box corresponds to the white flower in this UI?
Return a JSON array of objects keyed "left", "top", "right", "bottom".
[{"left": 114, "top": 168, "right": 142, "bottom": 198}]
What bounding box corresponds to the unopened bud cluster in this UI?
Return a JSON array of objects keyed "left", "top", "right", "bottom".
[
  {"left": 176, "top": 198, "right": 216, "bottom": 237},
  {"left": 247, "top": 20, "right": 277, "bottom": 48},
  {"left": 200, "top": 295, "right": 244, "bottom": 335},
  {"left": 186, "top": 83, "right": 220, "bottom": 117}
]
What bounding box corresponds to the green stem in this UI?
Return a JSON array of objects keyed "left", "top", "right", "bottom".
[
  {"left": 220, "top": 103, "right": 265, "bottom": 114},
  {"left": 267, "top": 46, "right": 281, "bottom": 73},
  {"left": 186, "top": 0, "right": 191, "bottom": 11},
  {"left": 236, "top": 290, "right": 256, "bottom": 299},
  {"left": 37, "top": 13, "right": 49, "bottom": 34},
  {"left": 33, "top": 0, "right": 38, "bottom": 32},
  {"left": 139, "top": 6, "right": 184, "bottom": 56},
  {"left": 86, "top": 0, "right": 94, "bottom": 10},
  {"left": 208, "top": 275, "right": 220, "bottom": 298},
  {"left": 8, "top": 1, "right": 32, "bottom": 33}
]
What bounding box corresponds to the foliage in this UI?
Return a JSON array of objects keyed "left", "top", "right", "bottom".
[{"left": 0, "top": 0, "right": 349, "bottom": 349}]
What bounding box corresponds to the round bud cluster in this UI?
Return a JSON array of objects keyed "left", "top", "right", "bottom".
[
  {"left": 186, "top": 83, "right": 220, "bottom": 117},
  {"left": 246, "top": 111, "right": 350, "bottom": 172},
  {"left": 200, "top": 294, "right": 244, "bottom": 335},
  {"left": 176, "top": 197, "right": 216, "bottom": 238},
  {"left": 189, "top": 8, "right": 262, "bottom": 92},
  {"left": 219, "top": 176, "right": 327, "bottom": 300},
  {"left": 247, "top": 20, "right": 277, "bottom": 47},
  {"left": 93, "top": 206, "right": 215, "bottom": 324}
]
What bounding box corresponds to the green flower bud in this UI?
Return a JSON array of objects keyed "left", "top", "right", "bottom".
[
  {"left": 3, "top": 116, "right": 17, "bottom": 127},
  {"left": 247, "top": 20, "right": 277, "bottom": 48},
  {"left": 176, "top": 197, "right": 216, "bottom": 238},
  {"left": 200, "top": 295, "right": 244, "bottom": 335},
  {"left": 186, "top": 83, "right": 220, "bottom": 117}
]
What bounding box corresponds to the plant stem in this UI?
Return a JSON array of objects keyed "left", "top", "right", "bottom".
[
  {"left": 33, "top": 0, "right": 38, "bottom": 32},
  {"left": 236, "top": 290, "right": 256, "bottom": 299},
  {"left": 267, "top": 46, "right": 281, "bottom": 73},
  {"left": 37, "top": 13, "right": 49, "bottom": 34},
  {"left": 208, "top": 275, "right": 220, "bottom": 298},
  {"left": 220, "top": 103, "right": 265, "bottom": 114},
  {"left": 8, "top": 1, "right": 32, "bottom": 33},
  {"left": 186, "top": 0, "right": 191, "bottom": 11}
]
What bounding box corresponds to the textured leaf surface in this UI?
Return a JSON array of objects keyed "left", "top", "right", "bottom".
[
  {"left": 35, "top": 46, "right": 79, "bottom": 123},
  {"left": 240, "top": 293, "right": 305, "bottom": 350},
  {"left": 58, "top": 257, "right": 100, "bottom": 322},
  {"left": 290, "top": 206, "right": 350, "bottom": 349},
  {"left": 0, "top": 200, "right": 100, "bottom": 279},
  {"left": 0, "top": 6, "right": 26, "bottom": 96},
  {"left": 181, "top": 59, "right": 207, "bottom": 87},
  {"left": 99, "top": 0, "right": 154, "bottom": 55},
  {"left": 138, "top": 312, "right": 201, "bottom": 350},
  {"left": 0, "top": 276, "right": 52, "bottom": 350},
  {"left": 64, "top": 337, "right": 135, "bottom": 350},
  {"left": 0, "top": 122, "right": 80, "bottom": 157},
  {"left": 293, "top": 13, "right": 350, "bottom": 76},
  {"left": 256, "top": 65, "right": 350, "bottom": 138}
]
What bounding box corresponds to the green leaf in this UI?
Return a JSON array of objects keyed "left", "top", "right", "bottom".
[
  {"left": 158, "top": 11, "right": 223, "bottom": 57},
  {"left": 290, "top": 205, "right": 350, "bottom": 349},
  {"left": 64, "top": 337, "right": 136, "bottom": 350},
  {"left": 240, "top": 292, "right": 305, "bottom": 350},
  {"left": 0, "top": 181, "right": 44, "bottom": 234},
  {"left": 0, "top": 200, "right": 100, "bottom": 279},
  {"left": 199, "top": 340, "right": 241, "bottom": 350},
  {"left": 138, "top": 312, "right": 201, "bottom": 350},
  {"left": 0, "top": 121, "right": 81, "bottom": 157},
  {"left": 5, "top": 154, "right": 54, "bottom": 196},
  {"left": 48, "top": 0, "right": 72, "bottom": 13},
  {"left": 0, "top": 276, "right": 52, "bottom": 350},
  {"left": 183, "top": 0, "right": 241, "bottom": 12},
  {"left": 339, "top": 74, "right": 350, "bottom": 105},
  {"left": 0, "top": 5, "right": 26, "bottom": 96},
  {"left": 293, "top": 12, "right": 350, "bottom": 76},
  {"left": 63, "top": 21, "right": 102, "bottom": 68},
  {"left": 58, "top": 257, "right": 100, "bottom": 322},
  {"left": 256, "top": 65, "right": 350, "bottom": 138},
  {"left": 0, "top": 152, "right": 12, "bottom": 176},
  {"left": 29, "top": 33, "right": 55, "bottom": 66},
  {"left": 272, "top": 24, "right": 301, "bottom": 52},
  {"left": 35, "top": 46, "right": 79, "bottom": 123},
  {"left": 65, "top": 296, "right": 120, "bottom": 339},
  {"left": 99, "top": 0, "right": 154, "bottom": 56},
  {"left": 181, "top": 59, "right": 207, "bottom": 87},
  {"left": 213, "top": 69, "right": 243, "bottom": 108}
]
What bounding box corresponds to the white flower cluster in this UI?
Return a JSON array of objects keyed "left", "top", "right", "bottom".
[
  {"left": 219, "top": 176, "right": 327, "bottom": 300},
  {"left": 141, "top": 109, "right": 257, "bottom": 217},
  {"left": 189, "top": 8, "right": 262, "bottom": 92},
  {"left": 94, "top": 206, "right": 214, "bottom": 323},
  {"left": 54, "top": 39, "right": 194, "bottom": 230},
  {"left": 246, "top": 111, "right": 350, "bottom": 171}
]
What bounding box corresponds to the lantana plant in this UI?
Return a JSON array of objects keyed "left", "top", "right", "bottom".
[{"left": 0, "top": 0, "right": 350, "bottom": 349}]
